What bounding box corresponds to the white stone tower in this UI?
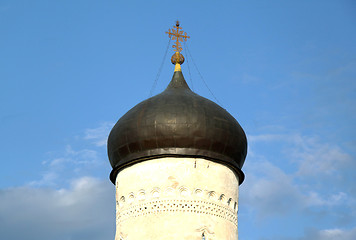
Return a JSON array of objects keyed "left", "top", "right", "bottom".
[{"left": 107, "top": 21, "right": 247, "bottom": 240}]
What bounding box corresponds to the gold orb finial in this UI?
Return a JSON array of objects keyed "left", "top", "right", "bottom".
[
  {"left": 166, "top": 21, "right": 190, "bottom": 71},
  {"left": 171, "top": 52, "right": 185, "bottom": 65}
]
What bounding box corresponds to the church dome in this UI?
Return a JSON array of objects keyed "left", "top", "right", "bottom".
[{"left": 108, "top": 71, "right": 247, "bottom": 184}]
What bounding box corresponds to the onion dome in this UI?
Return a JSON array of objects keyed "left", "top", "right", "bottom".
[
  {"left": 108, "top": 71, "right": 247, "bottom": 184},
  {"left": 108, "top": 21, "right": 247, "bottom": 184}
]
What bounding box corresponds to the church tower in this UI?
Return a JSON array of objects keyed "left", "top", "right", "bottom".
[{"left": 107, "top": 21, "right": 247, "bottom": 240}]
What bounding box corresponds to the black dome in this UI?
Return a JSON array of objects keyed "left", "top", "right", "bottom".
[{"left": 108, "top": 71, "right": 247, "bottom": 184}]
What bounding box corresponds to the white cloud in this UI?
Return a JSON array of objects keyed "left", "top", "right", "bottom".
[
  {"left": 84, "top": 122, "right": 114, "bottom": 147},
  {"left": 0, "top": 177, "right": 115, "bottom": 240},
  {"left": 0, "top": 123, "right": 116, "bottom": 240}
]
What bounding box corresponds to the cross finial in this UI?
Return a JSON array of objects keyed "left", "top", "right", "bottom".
[
  {"left": 166, "top": 21, "right": 190, "bottom": 71},
  {"left": 166, "top": 20, "right": 190, "bottom": 53}
]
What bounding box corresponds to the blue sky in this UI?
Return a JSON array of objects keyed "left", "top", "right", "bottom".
[{"left": 1, "top": 1, "right": 355, "bottom": 239}]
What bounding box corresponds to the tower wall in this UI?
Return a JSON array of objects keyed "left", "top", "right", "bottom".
[{"left": 114, "top": 157, "right": 240, "bottom": 240}]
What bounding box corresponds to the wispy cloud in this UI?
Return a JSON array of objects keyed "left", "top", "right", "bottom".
[
  {"left": 295, "top": 227, "right": 356, "bottom": 240},
  {"left": 247, "top": 133, "right": 355, "bottom": 178},
  {"left": 84, "top": 122, "right": 114, "bottom": 147},
  {"left": 240, "top": 159, "right": 302, "bottom": 218},
  {"left": 248, "top": 134, "right": 285, "bottom": 142},
  {"left": 242, "top": 133, "right": 356, "bottom": 225},
  {"left": 241, "top": 73, "right": 261, "bottom": 84},
  {"left": 30, "top": 144, "right": 105, "bottom": 187},
  {"left": 289, "top": 136, "right": 354, "bottom": 177}
]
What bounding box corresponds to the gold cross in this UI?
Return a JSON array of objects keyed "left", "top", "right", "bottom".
[{"left": 166, "top": 21, "right": 190, "bottom": 53}]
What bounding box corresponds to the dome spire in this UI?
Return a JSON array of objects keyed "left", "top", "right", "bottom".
[{"left": 166, "top": 20, "right": 190, "bottom": 72}]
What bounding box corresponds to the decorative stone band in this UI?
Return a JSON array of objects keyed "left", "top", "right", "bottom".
[
  {"left": 116, "top": 186, "right": 238, "bottom": 210},
  {"left": 117, "top": 199, "right": 238, "bottom": 226}
]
